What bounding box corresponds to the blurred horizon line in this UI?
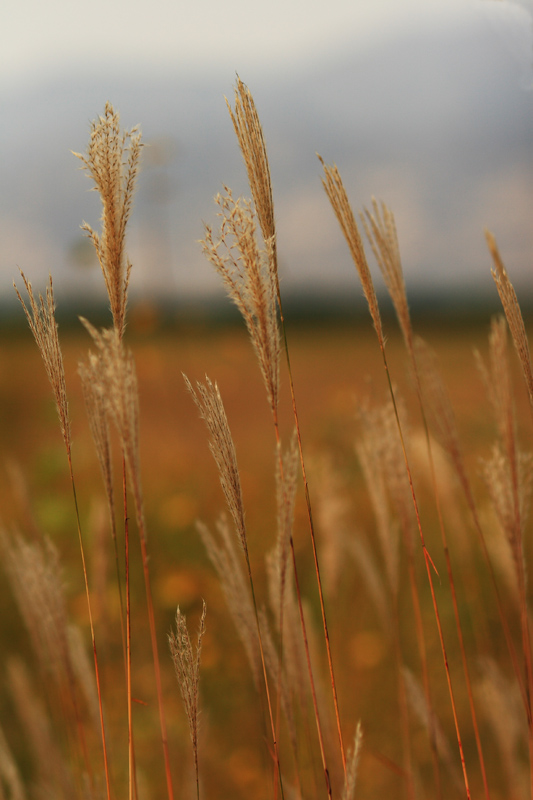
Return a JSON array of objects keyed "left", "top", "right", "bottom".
[{"left": 1, "top": 285, "right": 528, "bottom": 334}]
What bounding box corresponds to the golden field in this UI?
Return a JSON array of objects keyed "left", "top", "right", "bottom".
[{"left": 0, "top": 310, "right": 531, "bottom": 799}]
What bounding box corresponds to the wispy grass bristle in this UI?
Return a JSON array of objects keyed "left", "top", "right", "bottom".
[
  {"left": 313, "top": 454, "right": 351, "bottom": 600},
  {"left": 483, "top": 444, "right": 533, "bottom": 575},
  {"left": 356, "top": 401, "right": 401, "bottom": 596},
  {"left": 184, "top": 374, "right": 247, "bottom": 550},
  {"left": 476, "top": 316, "right": 532, "bottom": 575},
  {"left": 73, "top": 102, "right": 141, "bottom": 337},
  {"left": 0, "top": 723, "right": 26, "bottom": 800},
  {"left": 14, "top": 271, "right": 71, "bottom": 456},
  {"left": 477, "top": 658, "right": 528, "bottom": 797},
  {"left": 169, "top": 601, "right": 207, "bottom": 796},
  {"left": 7, "top": 657, "right": 73, "bottom": 799},
  {"left": 341, "top": 723, "right": 363, "bottom": 800},
  {"left": 361, "top": 198, "right": 411, "bottom": 351},
  {"left": 227, "top": 77, "right": 276, "bottom": 253},
  {"left": 201, "top": 192, "right": 280, "bottom": 414},
  {"left": 78, "top": 360, "right": 115, "bottom": 525},
  {"left": 414, "top": 338, "right": 467, "bottom": 492},
  {"left": 273, "top": 431, "right": 299, "bottom": 607},
  {"left": 477, "top": 316, "right": 515, "bottom": 449},
  {"left": 80, "top": 320, "right": 142, "bottom": 519},
  {"left": 345, "top": 534, "right": 391, "bottom": 636},
  {"left": 0, "top": 527, "right": 72, "bottom": 690},
  {"left": 404, "top": 668, "right": 462, "bottom": 789},
  {"left": 486, "top": 230, "right": 533, "bottom": 413},
  {"left": 319, "top": 157, "right": 383, "bottom": 346},
  {"left": 197, "top": 516, "right": 261, "bottom": 686}
]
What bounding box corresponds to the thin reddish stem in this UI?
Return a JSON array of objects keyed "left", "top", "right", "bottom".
[
  {"left": 123, "top": 456, "right": 136, "bottom": 800},
  {"left": 289, "top": 539, "right": 333, "bottom": 800},
  {"left": 242, "top": 547, "right": 284, "bottom": 799},
  {"left": 134, "top": 507, "right": 175, "bottom": 800},
  {"left": 272, "top": 416, "right": 331, "bottom": 798},
  {"left": 391, "top": 597, "right": 416, "bottom": 800},
  {"left": 67, "top": 451, "right": 112, "bottom": 800},
  {"left": 408, "top": 346, "right": 489, "bottom": 799},
  {"left": 276, "top": 292, "right": 347, "bottom": 777},
  {"left": 380, "top": 351, "right": 471, "bottom": 799}
]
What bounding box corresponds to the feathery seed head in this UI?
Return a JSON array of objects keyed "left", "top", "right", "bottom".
[
  {"left": 80, "top": 319, "right": 143, "bottom": 526},
  {"left": 486, "top": 230, "right": 533, "bottom": 413},
  {"left": 319, "top": 156, "right": 384, "bottom": 346},
  {"left": 361, "top": 199, "right": 412, "bottom": 355},
  {"left": 201, "top": 190, "right": 280, "bottom": 413},
  {"left": 341, "top": 723, "right": 363, "bottom": 800},
  {"left": 74, "top": 103, "right": 142, "bottom": 337},
  {"left": 356, "top": 400, "right": 406, "bottom": 594},
  {"left": 273, "top": 430, "right": 299, "bottom": 595},
  {"left": 227, "top": 77, "right": 276, "bottom": 258},
  {"left": 197, "top": 517, "right": 261, "bottom": 686},
  {"left": 78, "top": 359, "right": 115, "bottom": 522},
  {"left": 184, "top": 374, "right": 247, "bottom": 551},
  {"left": 169, "top": 601, "right": 206, "bottom": 783},
  {"left": 0, "top": 528, "right": 72, "bottom": 692},
  {"left": 14, "top": 271, "right": 71, "bottom": 456}
]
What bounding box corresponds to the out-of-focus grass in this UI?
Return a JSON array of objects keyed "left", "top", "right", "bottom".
[{"left": 0, "top": 313, "right": 529, "bottom": 798}]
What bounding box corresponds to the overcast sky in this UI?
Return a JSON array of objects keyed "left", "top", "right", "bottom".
[
  {"left": 1, "top": 0, "right": 531, "bottom": 304},
  {"left": 3, "top": 0, "right": 532, "bottom": 90}
]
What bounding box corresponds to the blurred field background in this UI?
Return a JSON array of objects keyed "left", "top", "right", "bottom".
[
  {"left": 0, "top": 299, "right": 531, "bottom": 798},
  {"left": 2, "top": 4, "right": 532, "bottom": 793}
]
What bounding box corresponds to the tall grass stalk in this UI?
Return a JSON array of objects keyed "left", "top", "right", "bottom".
[
  {"left": 486, "top": 231, "right": 533, "bottom": 416},
  {"left": 201, "top": 181, "right": 332, "bottom": 795},
  {"left": 122, "top": 455, "right": 137, "bottom": 800},
  {"left": 81, "top": 320, "right": 175, "bottom": 800},
  {"left": 415, "top": 334, "right": 530, "bottom": 727},
  {"left": 356, "top": 401, "right": 416, "bottom": 799},
  {"left": 14, "top": 273, "right": 112, "bottom": 800},
  {"left": 185, "top": 375, "right": 284, "bottom": 798},
  {"left": 76, "top": 105, "right": 179, "bottom": 800},
  {"left": 169, "top": 601, "right": 207, "bottom": 800},
  {"left": 73, "top": 102, "right": 141, "bottom": 340},
  {"left": 479, "top": 315, "right": 533, "bottom": 797},
  {"left": 228, "top": 78, "right": 347, "bottom": 778},
  {"left": 74, "top": 104, "right": 144, "bottom": 798},
  {"left": 362, "top": 199, "right": 490, "bottom": 799},
  {"left": 223, "top": 79, "right": 346, "bottom": 790},
  {"left": 320, "top": 158, "right": 472, "bottom": 799},
  {"left": 486, "top": 230, "right": 533, "bottom": 793}
]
